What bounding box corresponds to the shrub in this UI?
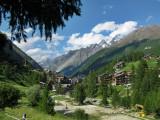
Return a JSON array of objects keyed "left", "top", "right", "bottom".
[
  {"left": 74, "top": 109, "right": 88, "bottom": 120},
  {"left": 27, "top": 85, "right": 41, "bottom": 106},
  {"left": 121, "top": 96, "right": 131, "bottom": 109},
  {"left": 155, "top": 108, "right": 160, "bottom": 118},
  {"left": 0, "top": 84, "right": 21, "bottom": 109},
  {"left": 46, "top": 96, "right": 55, "bottom": 115}
]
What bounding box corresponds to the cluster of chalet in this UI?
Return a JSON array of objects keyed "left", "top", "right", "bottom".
[
  {"left": 98, "top": 61, "right": 131, "bottom": 86},
  {"left": 98, "top": 53, "right": 160, "bottom": 86},
  {"left": 41, "top": 70, "right": 83, "bottom": 92},
  {"left": 143, "top": 54, "right": 160, "bottom": 61}
]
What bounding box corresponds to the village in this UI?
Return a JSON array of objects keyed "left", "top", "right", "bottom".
[
  {"left": 41, "top": 61, "right": 131, "bottom": 92},
  {"left": 42, "top": 53, "right": 159, "bottom": 93},
  {"left": 1, "top": 1, "right": 160, "bottom": 120}
]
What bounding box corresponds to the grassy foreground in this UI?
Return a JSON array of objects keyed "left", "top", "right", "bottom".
[
  {"left": 0, "top": 82, "right": 98, "bottom": 120},
  {"left": 1, "top": 106, "right": 74, "bottom": 120},
  {"left": 0, "top": 83, "right": 74, "bottom": 120}
]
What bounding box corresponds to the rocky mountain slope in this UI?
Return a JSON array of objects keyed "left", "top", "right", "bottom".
[
  {"left": 50, "top": 25, "right": 160, "bottom": 76},
  {"left": 50, "top": 40, "right": 109, "bottom": 72}
]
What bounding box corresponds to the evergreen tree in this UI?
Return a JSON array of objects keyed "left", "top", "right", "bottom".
[
  {"left": 39, "top": 87, "right": 55, "bottom": 115},
  {"left": 55, "top": 83, "right": 64, "bottom": 94},
  {"left": 86, "top": 72, "right": 97, "bottom": 98},
  {"left": 111, "top": 88, "right": 121, "bottom": 108},
  {"left": 74, "top": 84, "right": 86, "bottom": 105},
  {"left": 144, "top": 91, "right": 156, "bottom": 114},
  {"left": 39, "top": 87, "right": 48, "bottom": 113},
  {"left": 27, "top": 85, "right": 41, "bottom": 106},
  {"left": 121, "top": 87, "right": 131, "bottom": 109},
  {"left": 132, "top": 60, "right": 148, "bottom": 105},
  {"left": 0, "top": 0, "right": 82, "bottom": 41},
  {"left": 99, "top": 79, "right": 108, "bottom": 105}
]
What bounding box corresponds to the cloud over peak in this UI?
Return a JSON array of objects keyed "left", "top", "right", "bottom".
[
  {"left": 92, "top": 21, "right": 117, "bottom": 33},
  {"left": 65, "top": 21, "right": 138, "bottom": 51}
]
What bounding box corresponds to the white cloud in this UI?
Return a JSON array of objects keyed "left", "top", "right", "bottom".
[
  {"left": 92, "top": 21, "right": 117, "bottom": 33},
  {"left": 14, "top": 36, "right": 41, "bottom": 50},
  {"left": 26, "top": 48, "right": 57, "bottom": 63},
  {"left": 65, "top": 32, "right": 108, "bottom": 51},
  {"left": 109, "top": 21, "right": 138, "bottom": 40},
  {"left": 65, "top": 21, "right": 138, "bottom": 51},
  {"left": 13, "top": 33, "right": 64, "bottom": 63}
]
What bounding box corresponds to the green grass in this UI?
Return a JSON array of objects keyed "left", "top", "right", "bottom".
[
  {"left": 147, "top": 59, "right": 158, "bottom": 68},
  {"left": 123, "top": 58, "right": 158, "bottom": 72},
  {"left": 0, "top": 81, "right": 98, "bottom": 120},
  {"left": 3, "top": 106, "right": 75, "bottom": 120},
  {"left": 123, "top": 61, "right": 140, "bottom": 71}
]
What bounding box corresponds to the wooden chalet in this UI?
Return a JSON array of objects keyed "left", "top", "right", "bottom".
[
  {"left": 113, "top": 71, "right": 131, "bottom": 85},
  {"left": 113, "top": 61, "right": 125, "bottom": 70},
  {"left": 97, "top": 73, "right": 113, "bottom": 85}
]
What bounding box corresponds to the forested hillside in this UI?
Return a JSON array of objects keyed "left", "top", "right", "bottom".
[{"left": 67, "top": 38, "right": 160, "bottom": 77}]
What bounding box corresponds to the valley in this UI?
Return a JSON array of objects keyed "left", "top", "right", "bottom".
[{"left": 1, "top": 26, "right": 160, "bottom": 120}]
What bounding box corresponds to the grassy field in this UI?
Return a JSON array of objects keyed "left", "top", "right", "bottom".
[
  {"left": 3, "top": 106, "right": 75, "bottom": 120},
  {"left": 123, "top": 58, "right": 158, "bottom": 72},
  {"left": 0, "top": 82, "right": 98, "bottom": 120},
  {"left": 0, "top": 81, "right": 74, "bottom": 120},
  {"left": 0, "top": 108, "right": 75, "bottom": 120}
]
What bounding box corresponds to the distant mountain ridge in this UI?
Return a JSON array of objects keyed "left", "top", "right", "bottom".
[
  {"left": 67, "top": 25, "right": 160, "bottom": 77},
  {"left": 50, "top": 40, "right": 109, "bottom": 72},
  {"left": 50, "top": 25, "right": 160, "bottom": 77}
]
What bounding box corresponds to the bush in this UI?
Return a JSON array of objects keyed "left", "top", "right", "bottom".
[
  {"left": 121, "top": 96, "right": 131, "bottom": 109},
  {"left": 74, "top": 109, "right": 88, "bottom": 120},
  {"left": 144, "top": 90, "right": 160, "bottom": 114},
  {"left": 155, "top": 108, "right": 160, "bottom": 118},
  {"left": 46, "top": 96, "right": 55, "bottom": 115},
  {"left": 0, "top": 84, "right": 21, "bottom": 109},
  {"left": 27, "top": 85, "right": 41, "bottom": 106}
]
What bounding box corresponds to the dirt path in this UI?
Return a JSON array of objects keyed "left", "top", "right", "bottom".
[
  {"left": 101, "top": 114, "right": 140, "bottom": 120},
  {"left": 55, "top": 100, "right": 141, "bottom": 120}
]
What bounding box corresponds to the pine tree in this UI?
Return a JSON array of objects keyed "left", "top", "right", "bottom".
[
  {"left": 111, "top": 88, "right": 121, "bottom": 108},
  {"left": 39, "top": 87, "right": 48, "bottom": 113},
  {"left": 99, "top": 79, "right": 108, "bottom": 105},
  {"left": 39, "top": 87, "right": 55, "bottom": 115},
  {"left": 132, "top": 60, "right": 148, "bottom": 105},
  {"left": 86, "top": 72, "right": 97, "bottom": 98},
  {"left": 74, "top": 84, "right": 86, "bottom": 105}
]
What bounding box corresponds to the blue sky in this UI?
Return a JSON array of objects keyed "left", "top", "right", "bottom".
[{"left": 2, "top": 0, "right": 160, "bottom": 64}]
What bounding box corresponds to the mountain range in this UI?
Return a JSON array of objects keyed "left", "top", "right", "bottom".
[
  {"left": 50, "top": 39, "right": 109, "bottom": 72},
  {"left": 47, "top": 25, "right": 160, "bottom": 77}
]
